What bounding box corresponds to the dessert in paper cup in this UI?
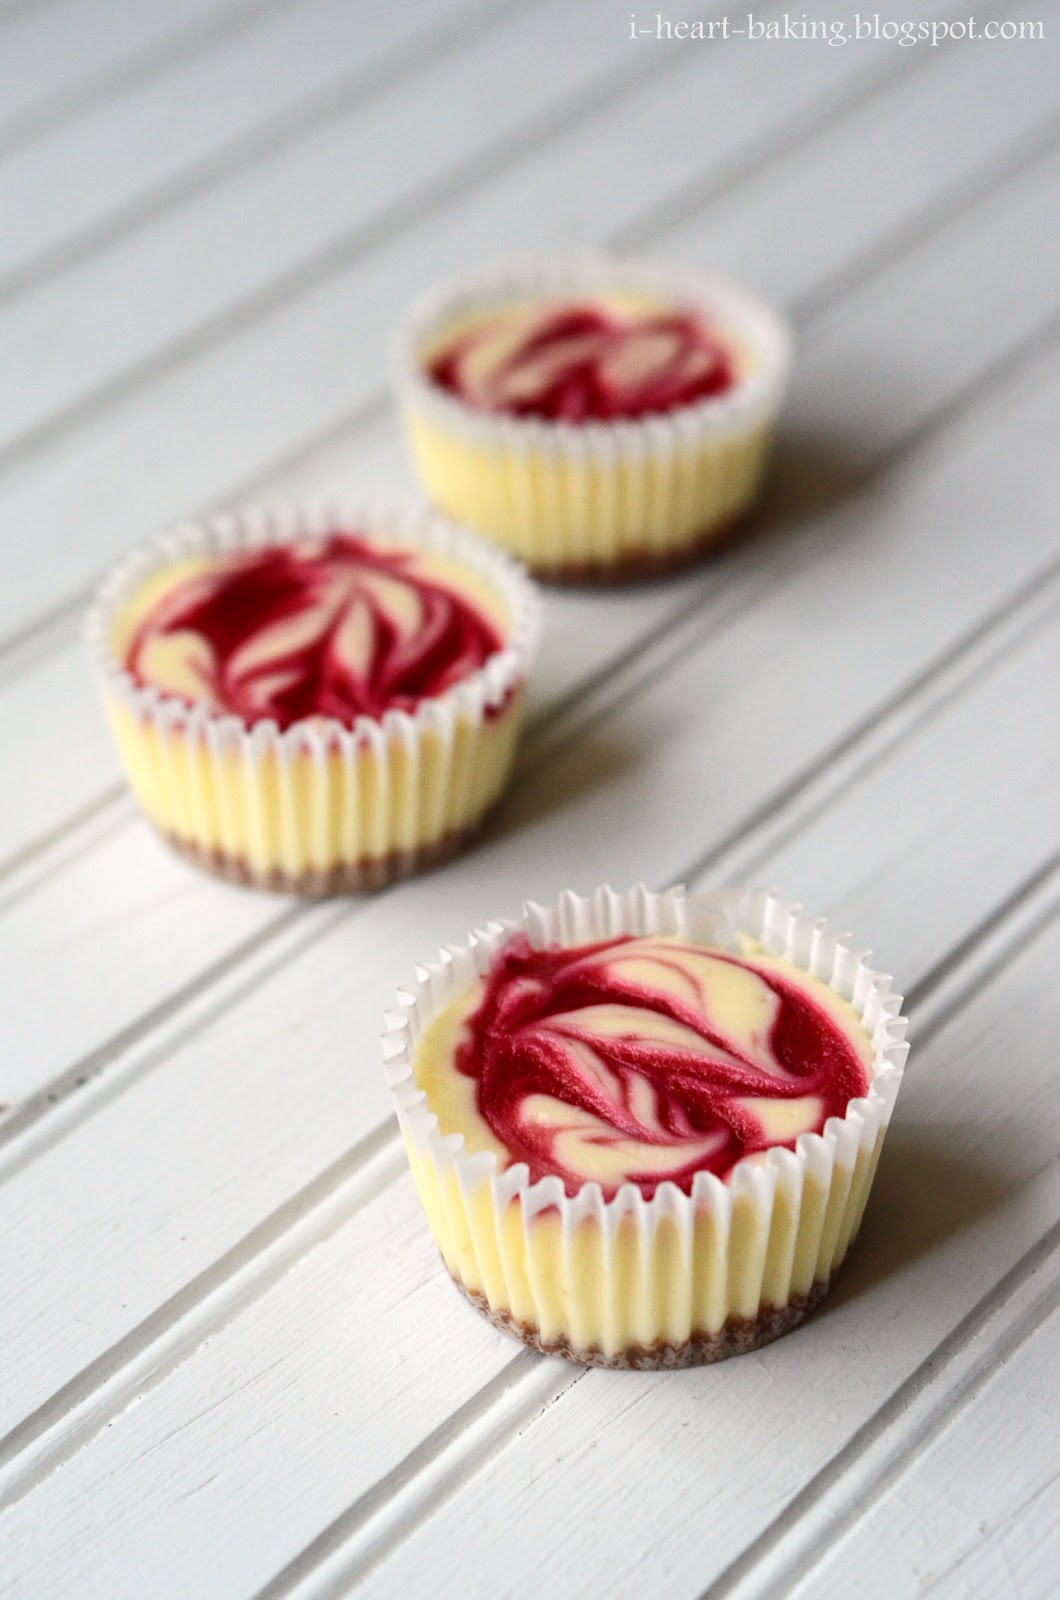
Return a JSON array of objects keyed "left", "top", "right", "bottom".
[
  {"left": 396, "top": 257, "right": 791, "bottom": 581},
  {"left": 88, "top": 504, "right": 539, "bottom": 893},
  {"left": 385, "top": 885, "right": 908, "bottom": 1368}
]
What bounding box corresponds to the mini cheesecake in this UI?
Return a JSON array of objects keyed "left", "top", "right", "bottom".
[
  {"left": 90, "top": 508, "right": 539, "bottom": 893},
  {"left": 398, "top": 259, "right": 791, "bottom": 580},
  {"left": 386, "top": 886, "right": 908, "bottom": 1368}
]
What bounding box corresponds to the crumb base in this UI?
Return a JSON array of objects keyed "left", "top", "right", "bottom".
[
  {"left": 158, "top": 812, "right": 488, "bottom": 895},
  {"left": 450, "top": 1272, "right": 832, "bottom": 1369},
  {"left": 526, "top": 511, "right": 751, "bottom": 587}
]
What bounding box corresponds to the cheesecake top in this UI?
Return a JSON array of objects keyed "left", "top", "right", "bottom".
[
  {"left": 413, "top": 932, "right": 874, "bottom": 1199},
  {"left": 424, "top": 295, "right": 738, "bottom": 423},
  {"left": 113, "top": 532, "right": 508, "bottom": 729}
]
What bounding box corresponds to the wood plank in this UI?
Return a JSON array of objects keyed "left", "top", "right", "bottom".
[
  {"left": 707, "top": 602, "right": 1060, "bottom": 992},
  {"left": 0, "top": 0, "right": 522, "bottom": 298},
  {"left": 653, "top": 35, "right": 1059, "bottom": 317},
  {"left": 7, "top": 30, "right": 1034, "bottom": 867},
  {"left": 787, "top": 1299, "right": 1060, "bottom": 1598},
  {"left": 0, "top": 0, "right": 272, "bottom": 149},
  {"left": 0, "top": 649, "right": 127, "bottom": 876},
  {"left": 0, "top": 55, "right": 1054, "bottom": 860},
  {"left": 2, "top": 811, "right": 1055, "bottom": 1598},
  {"left": 2, "top": 1166, "right": 524, "bottom": 1600},
  {"left": 3, "top": 8, "right": 1054, "bottom": 1598},
  {"left": 0, "top": 352, "right": 1054, "bottom": 1449},
  {"left": 0, "top": 3, "right": 968, "bottom": 643},
  {"left": 8, "top": 0, "right": 1048, "bottom": 469}
]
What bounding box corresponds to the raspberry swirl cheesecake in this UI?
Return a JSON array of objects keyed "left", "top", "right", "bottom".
[
  {"left": 397, "top": 258, "right": 790, "bottom": 580},
  {"left": 386, "top": 886, "right": 908, "bottom": 1368},
  {"left": 89, "top": 506, "right": 539, "bottom": 892}
]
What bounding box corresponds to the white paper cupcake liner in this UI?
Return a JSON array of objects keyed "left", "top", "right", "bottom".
[
  {"left": 396, "top": 256, "right": 792, "bottom": 577},
  {"left": 384, "top": 884, "right": 909, "bottom": 1367},
  {"left": 87, "top": 503, "right": 540, "bottom": 893}
]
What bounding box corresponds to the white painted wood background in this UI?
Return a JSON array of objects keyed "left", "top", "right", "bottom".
[{"left": 0, "top": 0, "right": 1057, "bottom": 1594}]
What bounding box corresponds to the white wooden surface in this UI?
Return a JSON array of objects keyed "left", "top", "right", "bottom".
[{"left": 1, "top": 2, "right": 1057, "bottom": 1595}]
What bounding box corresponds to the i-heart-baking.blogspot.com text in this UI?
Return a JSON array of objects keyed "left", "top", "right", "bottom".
[{"left": 628, "top": 12, "right": 1045, "bottom": 44}]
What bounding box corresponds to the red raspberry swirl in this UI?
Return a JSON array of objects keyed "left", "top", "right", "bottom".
[
  {"left": 428, "top": 300, "right": 736, "bottom": 422},
  {"left": 124, "top": 534, "right": 506, "bottom": 729},
  {"left": 457, "top": 934, "right": 871, "bottom": 1198}
]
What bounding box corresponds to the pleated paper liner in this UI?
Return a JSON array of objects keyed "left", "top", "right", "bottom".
[
  {"left": 397, "top": 256, "right": 792, "bottom": 580},
  {"left": 88, "top": 503, "right": 540, "bottom": 894},
  {"left": 385, "top": 884, "right": 909, "bottom": 1368}
]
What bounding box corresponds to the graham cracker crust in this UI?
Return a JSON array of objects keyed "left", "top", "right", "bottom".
[
  {"left": 451, "top": 1273, "right": 832, "bottom": 1369},
  {"left": 159, "top": 812, "right": 487, "bottom": 895},
  {"left": 526, "top": 511, "right": 750, "bottom": 587}
]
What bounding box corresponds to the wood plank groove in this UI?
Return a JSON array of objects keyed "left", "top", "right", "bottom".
[
  {"left": 267, "top": 1216, "right": 1060, "bottom": 1600},
  {"left": 698, "top": 1227, "right": 1060, "bottom": 1600},
  {"left": 0, "top": 787, "right": 128, "bottom": 901},
  {"left": 0, "top": 0, "right": 257, "bottom": 122},
  {"left": 787, "top": 111, "right": 1060, "bottom": 328},
  {"left": 0, "top": 887, "right": 386, "bottom": 1191},
  {"left": 0, "top": 0, "right": 306, "bottom": 159},
  {"left": 0, "top": 0, "right": 543, "bottom": 305},
  {"left": 675, "top": 546, "right": 1060, "bottom": 908},
  {"left": 254, "top": 1357, "right": 583, "bottom": 1600},
  {"left": 0, "top": 1122, "right": 408, "bottom": 1510},
  {"left": 616, "top": 5, "right": 1047, "bottom": 261},
  {"left": 0, "top": 15, "right": 692, "bottom": 480},
  {"left": 799, "top": 1301, "right": 1060, "bottom": 1598}
]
